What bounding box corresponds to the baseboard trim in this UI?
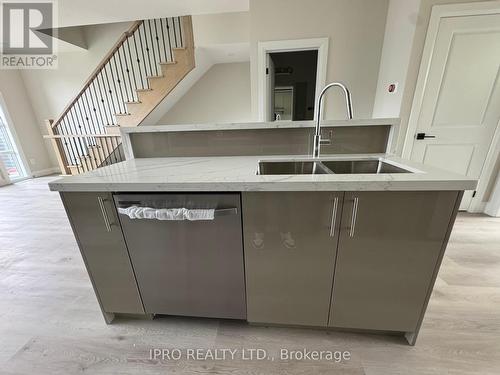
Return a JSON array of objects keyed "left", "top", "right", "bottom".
[
  {"left": 484, "top": 206, "right": 500, "bottom": 217},
  {"left": 31, "top": 167, "right": 60, "bottom": 178},
  {"left": 468, "top": 202, "right": 486, "bottom": 214}
]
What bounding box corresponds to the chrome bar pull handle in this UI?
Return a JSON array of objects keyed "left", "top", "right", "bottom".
[
  {"left": 98, "top": 196, "right": 112, "bottom": 232},
  {"left": 349, "top": 197, "right": 359, "bottom": 238},
  {"left": 329, "top": 196, "right": 339, "bottom": 237}
]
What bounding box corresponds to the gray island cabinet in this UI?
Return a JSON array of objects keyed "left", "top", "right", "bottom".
[
  {"left": 242, "top": 192, "right": 344, "bottom": 327},
  {"left": 61, "top": 192, "right": 144, "bottom": 323},
  {"left": 59, "top": 188, "right": 462, "bottom": 345},
  {"left": 242, "top": 190, "right": 462, "bottom": 345},
  {"left": 329, "top": 191, "right": 460, "bottom": 334}
]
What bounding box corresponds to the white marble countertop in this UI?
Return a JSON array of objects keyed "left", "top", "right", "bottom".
[
  {"left": 49, "top": 154, "right": 477, "bottom": 192},
  {"left": 122, "top": 118, "right": 399, "bottom": 134}
]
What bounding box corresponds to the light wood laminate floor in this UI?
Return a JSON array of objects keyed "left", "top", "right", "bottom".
[{"left": 0, "top": 176, "right": 499, "bottom": 374}]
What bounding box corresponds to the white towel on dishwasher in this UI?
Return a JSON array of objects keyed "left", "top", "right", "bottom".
[
  {"left": 118, "top": 206, "right": 215, "bottom": 221},
  {"left": 155, "top": 208, "right": 185, "bottom": 220}
]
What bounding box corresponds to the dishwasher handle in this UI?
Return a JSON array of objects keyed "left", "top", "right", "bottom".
[{"left": 213, "top": 208, "right": 239, "bottom": 217}]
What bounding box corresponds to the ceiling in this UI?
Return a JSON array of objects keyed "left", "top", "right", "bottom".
[{"left": 56, "top": 0, "right": 249, "bottom": 28}]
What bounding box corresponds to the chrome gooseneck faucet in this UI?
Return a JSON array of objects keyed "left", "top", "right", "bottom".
[{"left": 313, "top": 82, "right": 353, "bottom": 158}]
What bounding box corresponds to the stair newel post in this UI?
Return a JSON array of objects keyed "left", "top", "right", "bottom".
[
  {"left": 181, "top": 15, "right": 195, "bottom": 65},
  {"left": 45, "top": 120, "right": 70, "bottom": 175}
]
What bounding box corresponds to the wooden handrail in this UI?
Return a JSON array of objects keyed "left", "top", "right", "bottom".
[{"left": 51, "top": 20, "right": 143, "bottom": 129}]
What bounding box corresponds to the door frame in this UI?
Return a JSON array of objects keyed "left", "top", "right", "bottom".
[
  {"left": 257, "top": 37, "right": 329, "bottom": 122},
  {"left": 0, "top": 157, "right": 10, "bottom": 186},
  {"left": 402, "top": 1, "right": 500, "bottom": 213},
  {"left": 0, "top": 93, "right": 31, "bottom": 182}
]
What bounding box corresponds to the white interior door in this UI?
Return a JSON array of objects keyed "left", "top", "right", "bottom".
[
  {"left": 265, "top": 54, "right": 275, "bottom": 121},
  {"left": 407, "top": 13, "right": 500, "bottom": 210}
]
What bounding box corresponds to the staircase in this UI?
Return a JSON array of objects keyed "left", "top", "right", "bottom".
[{"left": 46, "top": 16, "right": 194, "bottom": 175}]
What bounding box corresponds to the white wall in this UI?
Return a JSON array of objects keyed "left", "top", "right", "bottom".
[
  {"left": 157, "top": 1, "right": 389, "bottom": 123},
  {"left": 20, "top": 21, "right": 133, "bottom": 167},
  {"left": 193, "top": 12, "right": 249, "bottom": 45},
  {"left": 157, "top": 62, "right": 251, "bottom": 124},
  {"left": 372, "top": 0, "right": 421, "bottom": 118},
  {"left": 249, "top": 0, "right": 389, "bottom": 121},
  {"left": 143, "top": 12, "right": 251, "bottom": 125},
  {"left": 0, "top": 71, "right": 53, "bottom": 175}
]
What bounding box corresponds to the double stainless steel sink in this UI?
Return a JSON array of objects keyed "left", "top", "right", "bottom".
[{"left": 257, "top": 158, "right": 413, "bottom": 175}]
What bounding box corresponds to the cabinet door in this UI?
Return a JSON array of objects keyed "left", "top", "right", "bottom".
[
  {"left": 329, "top": 191, "right": 459, "bottom": 332},
  {"left": 243, "top": 192, "right": 343, "bottom": 326},
  {"left": 62, "top": 192, "right": 144, "bottom": 314}
]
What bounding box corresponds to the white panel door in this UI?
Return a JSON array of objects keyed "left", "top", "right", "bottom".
[{"left": 409, "top": 13, "right": 500, "bottom": 210}]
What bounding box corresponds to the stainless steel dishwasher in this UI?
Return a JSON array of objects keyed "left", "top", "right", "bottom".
[{"left": 114, "top": 193, "right": 246, "bottom": 319}]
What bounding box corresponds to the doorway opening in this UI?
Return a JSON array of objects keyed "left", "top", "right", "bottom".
[
  {"left": 268, "top": 50, "right": 318, "bottom": 121},
  {"left": 258, "top": 38, "right": 328, "bottom": 122},
  {"left": 0, "top": 101, "right": 28, "bottom": 182}
]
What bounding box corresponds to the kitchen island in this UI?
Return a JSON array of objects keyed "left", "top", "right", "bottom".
[{"left": 48, "top": 121, "right": 476, "bottom": 345}]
